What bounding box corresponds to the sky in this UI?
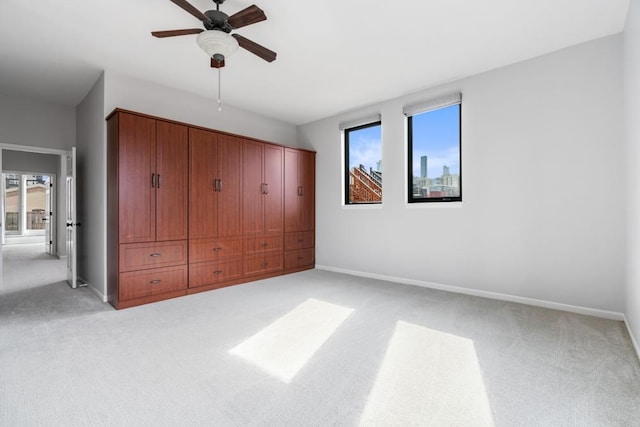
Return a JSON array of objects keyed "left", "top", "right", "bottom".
[
  {"left": 411, "top": 104, "right": 460, "bottom": 178},
  {"left": 347, "top": 104, "right": 460, "bottom": 178},
  {"left": 348, "top": 124, "right": 382, "bottom": 172}
]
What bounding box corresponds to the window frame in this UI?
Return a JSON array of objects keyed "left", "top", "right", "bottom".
[
  {"left": 344, "top": 120, "right": 383, "bottom": 206},
  {"left": 407, "top": 103, "right": 462, "bottom": 204}
]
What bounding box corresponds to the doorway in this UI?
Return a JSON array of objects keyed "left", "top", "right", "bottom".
[{"left": 0, "top": 146, "right": 75, "bottom": 294}]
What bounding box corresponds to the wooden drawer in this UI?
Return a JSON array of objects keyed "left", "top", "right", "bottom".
[
  {"left": 189, "top": 260, "right": 243, "bottom": 288},
  {"left": 285, "top": 248, "right": 315, "bottom": 270},
  {"left": 285, "top": 231, "right": 314, "bottom": 251},
  {"left": 119, "top": 265, "right": 187, "bottom": 301},
  {"left": 243, "top": 234, "right": 283, "bottom": 255},
  {"left": 189, "top": 237, "right": 242, "bottom": 264},
  {"left": 119, "top": 241, "right": 187, "bottom": 272},
  {"left": 244, "top": 252, "right": 283, "bottom": 276}
]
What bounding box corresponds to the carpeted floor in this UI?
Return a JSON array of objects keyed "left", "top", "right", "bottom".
[
  {"left": 1, "top": 269, "right": 639, "bottom": 426},
  {"left": 1, "top": 242, "right": 67, "bottom": 294}
]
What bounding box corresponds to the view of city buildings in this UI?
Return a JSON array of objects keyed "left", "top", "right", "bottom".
[
  {"left": 349, "top": 162, "right": 382, "bottom": 203},
  {"left": 412, "top": 155, "right": 460, "bottom": 198}
]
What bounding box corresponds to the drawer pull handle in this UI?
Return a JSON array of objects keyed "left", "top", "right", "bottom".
[
  {"left": 298, "top": 256, "right": 303, "bottom": 260},
  {"left": 297, "top": 239, "right": 304, "bottom": 243},
  {"left": 212, "top": 247, "right": 222, "bottom": 252},
  {"left": 213, "top": 270, "right": 223, "bottom": 275},
  {"left": 261, "top": 262, "right": 268, "bottom": 267},
  {"left": 150, "top": 279, "right": 162, "bottom": 284},
  {"left": 261, "top": 242, "right": 268, "bottom": 247},
  {"left": 150, "top": 253, "right": 162, "bottom": 257}
]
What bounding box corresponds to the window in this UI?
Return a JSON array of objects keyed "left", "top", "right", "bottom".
[
  {"left": 407, "top": 96, "right": 461, "bottom": 203},
  {"left": 344, "top": 121, "right": 382, "bottom": 205}
]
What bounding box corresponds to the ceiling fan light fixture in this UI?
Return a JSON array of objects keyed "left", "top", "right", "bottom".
[{"left": 196, "top": 30, "right": 239, "bottom": 59}]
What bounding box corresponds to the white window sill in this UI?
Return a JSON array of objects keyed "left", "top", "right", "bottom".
[{"left": 405, "top": 202, "right": 463, "bottom": 209}]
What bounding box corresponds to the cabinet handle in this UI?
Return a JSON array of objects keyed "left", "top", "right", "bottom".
[
  {"left": 298, "top": 256, "right": 303, "bottom": 260},
  {"left": 213, "top": 270, "right": 223, "bottom": 275},
  {"left": 218, "top": 179, "right": 222, "bottom": 192},
  {"left": 212, "top": 247, "right": 222, "bottom": 252},
  {"left": 264, "top": 183, "right": 269, "bottom": 194},
  {"left": 260, "top": 242, "right": 268, "bottom": 247},
  {"left": 150, "top": 253, "right": 162, "bottom": 257},
  {"left": 151, "top": 173, "right": 156, "bottom": 188},
  {"left": 157, "top": 174, "right": 161, "bottom": 188},
  {"left": 298, "top": 186, "right": 303, "bottom": 196},
  {"left": 297, "top": 239, "right": 304, "bottom": 243},
  {"left": 261, "top": 262, "right": 268, "bottom": 267},
  {"left": 150, "top": 279, "right": 162, "bottom": 284},
  {"left": 213, "top": 179, "right": 220, "bottom": 192}
]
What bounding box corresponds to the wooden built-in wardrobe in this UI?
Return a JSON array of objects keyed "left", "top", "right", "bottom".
[{"left": 106, "top": 109, "right": 315, "bottom": 309}]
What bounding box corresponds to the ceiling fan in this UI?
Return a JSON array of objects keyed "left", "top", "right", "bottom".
[{"left": 152, "top": 0, "right": 276, "bottom": 69}]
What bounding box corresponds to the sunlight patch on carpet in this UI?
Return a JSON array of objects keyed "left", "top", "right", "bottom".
[
  {"left": 359, "top": 321, "right": 495, "bottom": 426},
  {"left": 229, "top": 298, "right": 353, "bottom": 382}
]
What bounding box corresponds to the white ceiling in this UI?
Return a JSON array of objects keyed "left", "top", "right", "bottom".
[{"left": 0, "top": 0, "right": 629, "bottom": 125}]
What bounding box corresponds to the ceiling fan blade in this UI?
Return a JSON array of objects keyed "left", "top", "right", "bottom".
[
  {"left": 232, "top": 34, "right": 276, "bottom": 62},
  {"left": 151, "top": 28, "right": 204, "bottom": 38},
  {"left": 227, "top": 5, "right": 266, "bottom": 29},
  {"left": 170, "top": 0, "right": 209, "bottom": 22}
]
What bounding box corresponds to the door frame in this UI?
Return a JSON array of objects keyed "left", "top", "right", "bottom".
[{"left": 0, "top": 142, "right": 72, "bottom": 289}]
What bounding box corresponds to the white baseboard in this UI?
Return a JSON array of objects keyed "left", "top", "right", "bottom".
[
  {"left": 315, "top": 265, "right": 625, "bottom": 321},
  {"left": 79, "top": 276, "right": 107, "bottom": 303},
  {"left": 624, "top": 316, "right": 640, "bottom": 362}
]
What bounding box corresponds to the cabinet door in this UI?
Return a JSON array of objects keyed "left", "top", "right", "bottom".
[
  {"left": 284, "top": 149, "right": 302, "bottom": 232},
  {"left": 300, "top": 150, "right": 316, "bottom": 231},
  {"left": 217, "top": 135, "right": 243, "bottom": 237},
  {"left": 189, "top": 128, "right": 218, "bottom": 239},
  {"left": 242, "top": 140, "right": 264, "bottom": 234},
  {"left": 118, "top": 113, "right": 156, "bottom": 243},
  {"left": 263, "top": 144, "right": 283, "bottom": 234},
  {"left": 156, "top": 121, "right": 188, "bottom": 241}
]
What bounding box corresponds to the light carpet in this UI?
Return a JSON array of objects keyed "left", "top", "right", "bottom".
[
  {"left": 1, "top": 242, "right": 66, "bottom": 294},
  {"left": 1, "top": 270, "right": 639, "bottom": 426}
]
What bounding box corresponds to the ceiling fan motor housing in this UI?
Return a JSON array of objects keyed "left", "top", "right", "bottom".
[{"left": 204, "top": 10, "right": 232, "bottom": 32}]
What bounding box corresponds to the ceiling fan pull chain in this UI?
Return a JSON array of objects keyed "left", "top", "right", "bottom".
[{"left": 218, "top": 67, "right": 222, "bottom": 112}]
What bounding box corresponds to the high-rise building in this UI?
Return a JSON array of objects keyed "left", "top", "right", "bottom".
[
  {"left": 443, "top": 165, "right": 450, "bottom": 176},
  {"left": 420, "top": 156, "right": 428, "bottom": 178},
  {"left": 376, "top": 160, "right": 382, "bottom": 172}
]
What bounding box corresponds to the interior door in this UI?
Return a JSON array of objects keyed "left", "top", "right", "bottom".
[
  {"left": 45, "top": 176, "right": 53, "bottom": 255},
  {"left": 66, "top": 147, "right": 77, "bottom": 289},
  {"left": 0, "top": 150, "right": 3, "bottom": 287}
]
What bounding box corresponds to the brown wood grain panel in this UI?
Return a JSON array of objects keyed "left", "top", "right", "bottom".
[
  {"left": 156, "top": 121, "right": 188, "bottom": 241},
  {"left": 188, "top": 260, "right": 243, "bottom": 288},
  {"left": 119, "top": 265, "right": 187, "bottom": 301},
  {"left": 301, "top": 150, "right": 316, "bottom": 232},
  {"left": 242, "top": 140, "right": 264, "bottom": 234},
  {"left": 189, "top": 128, "right": 218, "bottom": 239},
  {"left": 243, "top": 234, "right": 283, "bottom": 255},
  {"left": 189, "top": 237, "right": 243, "bottom": 263},
  {"left": 285, "top": 248, "right": 315, "bottom": 270},
  {"left": 285, "top": 231, "right": 314, "bottom": 251},
  {"left": 264, "top": 144, "right": 284, "bottom": 234},
  {"left": 244, "top": 252, "right": 284, "bottom": 276},
  {"left": 107, "top": 114, "right": 120, "bottom": 306},
  {"left": 217, "top": 134, "right": 243, "bottom": 237},
  {"left": 284, "top": 148, "right": 301, "bottom": 233},
  {"left": 119, "top": 241, "right": 187, "bottom": 272},
  {"left": 118, "top": 113, "right": 156, "bottom": 243}
]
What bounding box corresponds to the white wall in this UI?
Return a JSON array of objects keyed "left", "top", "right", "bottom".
[
  {"left": 625, "top": 0, "right": 640, "bottom": 352},
  {"left": 76, "top": 70, "right": 298, "bottom": 299},
  {"left": 76, "top": 72, "right": 106, "bottom": 299},
  {"left": 104, "top": 70, "right": 298, "bottom": 147},
  {"left": 300, "top": 35, "right": 625, "bottom": 314},
  {"left": 0, "top": 92, "right": 75, "bottom": 150},
  {"left": 0, "top": 94, "right": 74, "bottom": 257}
]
